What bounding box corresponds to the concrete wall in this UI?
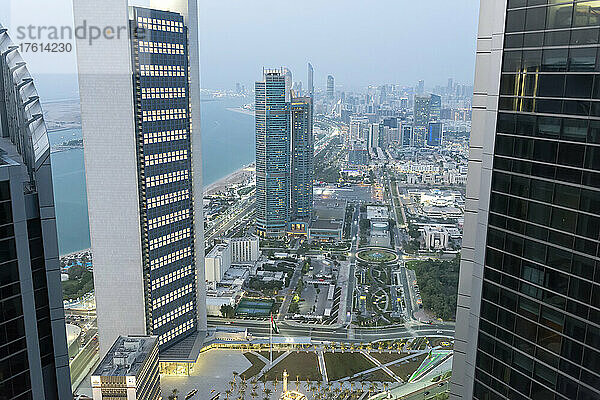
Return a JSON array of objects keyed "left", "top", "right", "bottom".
[
  {"left": 450, "top": 1, "right": 506, "bottom": 398},
  {"left": 73, "top": 0, "right": 147, "bottom": 356}
]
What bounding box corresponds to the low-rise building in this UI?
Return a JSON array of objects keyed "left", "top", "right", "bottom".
[
  {"left": 227, "top": 236, "right": 260, "bottom": 263},
  {"left": 422, "top": 225, "right": 450, "bottom": 250},
  {"left": 91, "top": 335, "right": 160, "bottom": 400},
  {"left": 309, "top": 200, "right": 346, "bottom": 241},
  {"left": 205, "top": 243, "right": 232, "bottom": 283}
]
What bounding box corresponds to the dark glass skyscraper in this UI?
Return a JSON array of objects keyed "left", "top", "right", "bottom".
[
  {"left": 129, "top": 6, "right": 199, "bottom": 352},
  {"left": 452, "top": 1, "right": 600, "bottom": 399},
  {"left": 0, "top": 26, "right": 71, "bottom": 399},
  {"left": 290, "top": 96, "right": 313, "bottom": 222},
  {"left": 427, "top": 121, "right": 443, "bottom": 147},
  {"left": 255, "top": 70, "right": 290, "bottom": 237}
]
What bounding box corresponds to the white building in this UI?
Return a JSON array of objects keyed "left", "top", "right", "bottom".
[
  {"left": 205, "top": 244, "right": 232, "bottom": 283},
  {"left": 422, "top": 226, "right": 449, "bottom": 250},
  {"left": 227, "top": 236, "right": 260, "bottom": 263}
]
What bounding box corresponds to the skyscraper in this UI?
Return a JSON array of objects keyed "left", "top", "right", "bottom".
[
  {"left": 74, "top": 0, "right": 207, "bottom": 360},
  {"left": 327, "top": 74, "right": 335, "bottom": 100},
  {"left": 290, "top": 96, "right": 314, "bottom": 223},
  {"left": 429, "top": 93, "right": 442, "bottom": 121},
  {"left": 414, "top": 95, "right": 431, "bottom": 147},
  {"left": 417, "top": 79, "right": 425, "bottom": 95},
  {"left": 401, "top": 124, "right": 413, "bottom": 147},
  {"left": 0, "top": 26, "right": 71, "bottom": 399},
  {"left": 307, "top": 62, "right": 314, "bottom": 97},
  {"left": 427, "top": 122, "right": 443, "bottom": 147},
  {"left": 451, "top": 1, "right": 600, "bottom": 399},
  {"left": 255, "top": 70, "right": 290, "bottom": 237}
]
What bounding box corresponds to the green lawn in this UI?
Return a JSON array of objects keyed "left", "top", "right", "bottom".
[
  {"left": 370, "top": 352, "right": 408, "bottom": 365},
  {"left": 241, "top": 353, "right": 266, "bottom": 380},
  {"left": 263, "top": 351, "right": 321, "bottom": 381},
  {"left": 324, "top": 352, "right": 375, "bottom": 381},
  {"left": 388, "top": 354, "right": 427, "bottom": 381}
]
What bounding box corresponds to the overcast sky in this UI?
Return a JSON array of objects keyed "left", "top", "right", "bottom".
[{"left": 3, "top": 0, "right": 479, "bottom": 98}]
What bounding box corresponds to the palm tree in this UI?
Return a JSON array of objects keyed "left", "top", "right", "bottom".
[
  {"left": 168, "top": 388, "right": 179, "bottom": 400},
  {"left": 264, "top": 388, "right": 272, "bottom": 399}
]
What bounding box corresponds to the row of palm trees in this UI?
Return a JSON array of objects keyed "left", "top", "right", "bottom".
[{"left": 221, "top": 371, "right": 389, "bottom": 400}]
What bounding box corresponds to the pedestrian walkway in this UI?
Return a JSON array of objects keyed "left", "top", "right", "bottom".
[
  {"left": 317, "top": 350, "right": 328, "bottom": 383},
  {"left": 361, "top": 350, "right": 402, "bottom": 383},
  {"left": 254, "top": 350, "right": 291, "bottom": 380}
]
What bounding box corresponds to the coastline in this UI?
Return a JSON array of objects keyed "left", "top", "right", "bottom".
[
  {"left": 226, "top": 107, "right": 254, "bottom": 117},
  {"left": 203, "top": 162, "right": 255, "bottom": 195}
]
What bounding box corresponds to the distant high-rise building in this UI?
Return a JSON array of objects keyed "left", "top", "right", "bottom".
[
  {"left": 290, "top": 97, "right": 314, "bottom": 222},
  {"left": 255, "top": 70, "right": 290, "bottom": 237},
  {"left": 327, "top": 75, "right": 335, "bottom": 100},
  {"left": 427, "top": 122, "right": 443, "bottom": 147},
  {"left": 368, "top": 123, "right": 381, "bottom": 150},
  {"left": 417, "top": 79, "right": 425, "bottom": 95},
  {"left": 447, "top": 77, "right": 454, "bottom": 91},
  {"left": 414, "top": 95, "right": 431, "bottom": 127},
  {"left": 382, "top": 117, "right": 398, "bottom": 129},
  {"left": 0, "top": 25, "right": 72, "bottom": 400},
  {"left": 307, "top": 62, "right": 314, "bottom": 97},
  {"left": 429, "top": 94, "right": 442, "bottom": 121},
  {"left": 451, "top": 1, "right": 600, "bottom": 399},
  {"left": 283, "top": 67, "right": 293, "bottom": 102},
  {"left": 74, "top": 0, "right": 207, "bottom": 360},
  {"left": 401, "top": 124, "right": 413, "bottom": 147}
]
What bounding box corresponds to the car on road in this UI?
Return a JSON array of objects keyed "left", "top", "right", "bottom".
[
  {"left": 185, "top": 389, "right": 198, "bottom": 399},
  {"left": 438, "top": 382, "right": 445, "bottom": 387},
  {"left": 424, "top": 391, "right": 430, "bottom": 395}
]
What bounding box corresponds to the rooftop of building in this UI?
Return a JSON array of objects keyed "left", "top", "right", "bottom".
[
  {"left": 366, "top": 205, "right": 389, "bottom": 220},
  {"left": 93, "top": 335, "right": 157, "bottom": 377}
]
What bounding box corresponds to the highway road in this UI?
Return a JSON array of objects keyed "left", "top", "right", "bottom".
[
  {"left": 346, "top": 204, "right": 360, "bottom": 324},
  {"left": 207, "top": 317, "right": 454, "bottom": 343},
  {"left": 204, "top": 194, "right": 255, "bottom": 244}
]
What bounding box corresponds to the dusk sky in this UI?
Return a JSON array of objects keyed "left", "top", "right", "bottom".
[{"left": 3, "top": 0, "right": 480, "bottom": 99}]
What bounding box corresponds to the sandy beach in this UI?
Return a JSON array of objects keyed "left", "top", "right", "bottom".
[{"left": 203, "top": 162, "right": 255, "bottom": 196}]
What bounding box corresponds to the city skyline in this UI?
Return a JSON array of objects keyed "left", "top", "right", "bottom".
[{"left": 11, "top": 0, "right": 600, "bottom": 399}]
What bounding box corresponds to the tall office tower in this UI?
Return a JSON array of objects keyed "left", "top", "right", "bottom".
[
  {"left": 451, "top": 1, "right": 600, "bottom": 399},
  {"left": 307, "top": 62, "right": 314, "bottom": 97},
  {"left": 401, "top": 124, "right": 413, "bottom": 147},
  {"left": 368, "top": 123, "right": 381, "bottom": 150},
  {"left": 417, "top": 79, "right": 425, "bottom": 95},
  {"left": 429, "top": 93, "right": 442, "bottom": 121},
  {"left": 0, "top": 27, "right": 71, "bottom": 399},
  {"left": 427, "top": 122, "right": 443, "bottom": 147},
  {"left": 414, "top": 95, "right": 431, "bottom": 127},
  {"left": 327, "top": 75, "right": 335, "bottom": 100},
  {"left": 74, "top": 0, "right": 207, "bottom": 360},
  {"left": 290, "top": 97, "right": 314, "bottom": 222},
  {"left": 448, "top": 77, "right": 454, "bottom": 92},
  {"left": 255, "top": 70, "right": 290, "bottom": 237},
  {"left": 283, "top": 67, "right": 293, "bottom": 102}
]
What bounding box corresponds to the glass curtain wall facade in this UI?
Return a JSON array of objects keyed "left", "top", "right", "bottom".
[
  {"left": 255, "top": 70, "right": 290, "bottom": 237},
  {"left": 130, "top": 7, "right": 198, "bottom": 351},
  {"left": 290, "top": 97, "right": 313, "bottom": 221},
  {"left": 0, "top": 27, "right": 71, "bottom": 400},
  {"left": 453, "top": 1, "right": 600, "bottom": 399}
]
